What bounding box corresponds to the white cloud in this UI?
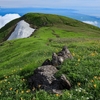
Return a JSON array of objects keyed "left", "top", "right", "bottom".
[
  {"left": 0, "top": 14, "right": 21, "bottom": 28},
  {"left": 82, "top": 21, "right": 98, "bottom": 26}
]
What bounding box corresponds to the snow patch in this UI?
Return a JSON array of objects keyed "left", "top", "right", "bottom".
[{"left": 8, "top": 20, "right": 35, "bottom": 40}]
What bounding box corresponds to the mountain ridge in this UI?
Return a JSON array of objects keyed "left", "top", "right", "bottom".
[{"left": 0, "top": 13, "right": 100, "bottom": 42}]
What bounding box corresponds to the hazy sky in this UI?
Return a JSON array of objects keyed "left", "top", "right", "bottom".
[
  {"left": 0, "top": 0, "right": 100, "bottom": 28},
  {"left": 0, "top": 0, "right": 100, "bottom": 8}
]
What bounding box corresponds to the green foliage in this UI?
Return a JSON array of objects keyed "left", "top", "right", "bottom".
[{"left": 0, "top": 13, "right": 100, "bottom": 99}]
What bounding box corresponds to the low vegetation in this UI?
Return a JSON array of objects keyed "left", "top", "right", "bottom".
[{"left": 0, "top": 13, "right": 100, "bottom": 100}]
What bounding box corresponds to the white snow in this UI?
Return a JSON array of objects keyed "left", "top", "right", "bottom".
[{"left": 8, "top": 20, "right": 35, "bottom": 40}]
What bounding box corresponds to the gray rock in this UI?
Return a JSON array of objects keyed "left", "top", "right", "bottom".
[
  {"left": 28, "top": 65, "right": 71, "bottom": 94},
  {"left": 28, "top": 46, "right": 72, "bottom": 94},
  {"left": 28, "top": 65, "right": 57, "bottom": 89},
  {"left": 57, "top": 46, "right": 73, "bottom": 60}
]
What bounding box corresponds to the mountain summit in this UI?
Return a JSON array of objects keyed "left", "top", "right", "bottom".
[{"left": 0, "top": 13, "right": 100, "bottom": 42}]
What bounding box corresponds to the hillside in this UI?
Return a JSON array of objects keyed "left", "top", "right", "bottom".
[{"left": 0, "top": 13, "right": 100, "bottom": 100}]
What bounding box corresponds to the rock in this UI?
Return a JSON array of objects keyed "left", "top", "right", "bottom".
[
  {"left": 28, "top": 65, "right": 58, "bottom": 90},
  {"left": 41, "top": 59, "right": 52, "bottom": 66},
  {"left": 51, "top": 53, "right": 60, "bottom": 66},
  {"left": 51, "top": 52, "right": 64, "bottom": 66},
  {"left": 51, "top": 46, "right": 73, "bottom": 66},
  {"left": 42, "top": 46, "right": 73, "bottom": 67},
  {"left": 60, "top": 74, "right": 71, "bottom": 90},
  {"left": 51, "top": 74, "right": 71, "bottom": 91},
  {"left": 57, "top": 46, "right": 73, "bottom": 60},
  {"left": 28, "top": 65, "right": 71, "bottom": 94},
  {"left": 28, "top": 46, "right": 73, "bottom": 94}
]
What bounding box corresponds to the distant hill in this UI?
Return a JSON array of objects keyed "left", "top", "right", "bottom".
[{"left": 0, "top": 13, "right": 100, "bottom": 42}]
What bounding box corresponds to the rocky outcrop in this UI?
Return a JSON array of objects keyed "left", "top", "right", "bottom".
[
  {"left": 28, "top": 46, "right": 73, "bottom": 94},
  {"left": 42, "top": 46, "right": 73, "bottom": 67}
]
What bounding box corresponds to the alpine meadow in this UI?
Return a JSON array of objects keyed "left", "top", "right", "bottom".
[{"left": 0, "top": 13, "right": 100, "bottom": 100}]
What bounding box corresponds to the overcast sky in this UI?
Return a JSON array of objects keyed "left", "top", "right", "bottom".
[{"left": 0, "top": 0, "right": 100, "bottom": 8}]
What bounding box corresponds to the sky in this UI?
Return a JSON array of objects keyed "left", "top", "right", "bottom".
[
  {"left": 0, "top": 0, "right": 100, "bottom": 8},
  {"left": 0, "top": 0, "right": 100, "bottom": 16},
  {"left": 0, "top": 0, "right": 100, "bottom": 28}
]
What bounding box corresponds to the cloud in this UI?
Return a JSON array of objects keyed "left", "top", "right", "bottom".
[
  {"left": 82, "top": 21, "right": 98, "bottom": 26},
  {"left": 0, "top": 14, "right": 21, "bottom": 28}
]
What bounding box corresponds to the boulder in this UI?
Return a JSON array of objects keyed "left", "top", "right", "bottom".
[
  {"left": 28, "top": 46, "right": 73, "bottom": 94},
  {"left": 28, "top": 65, "right": 71, "bottom": 94}
]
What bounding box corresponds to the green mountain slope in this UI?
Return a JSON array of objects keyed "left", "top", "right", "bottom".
[{"left": 0, "top": 13, "right": 100, "bottom": 100}]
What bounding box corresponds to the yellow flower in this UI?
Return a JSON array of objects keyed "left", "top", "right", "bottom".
[
  {"left": 20, "top": 97, "right": 23, "bottom": 100},
  {"left": 94, "top": 84, "right": 96, "bottom": 88},
  {"left": 5, "top": 76, "right": 8, "bottom": 79},
  {"left": 77, "top": 82, "right": 81, "bottom": 86},
  {"left": 10, "top": 88, "right": 12, "bottom": 91},
  {"left": 94, "top": 76, "right": 97, "bottom": 79},
  {"left": 26, "top": 89, "right": 30, "bottom": 93},
  {"left": 4, "top": 79, "right": 7, "bottom": 82},
  {"left": 8, "top": 82, "right": 10, "bottom": 84},
  {"left": 78, "top": 59, "right": 80, "bottom": 62},
  {"left": 91, "top": 80, "right": 94, "bottom": 82},
  {"left": 21, "top": 91, "right": 24, "bottom": 94},
  {"left": 56, "top": 94, "right": 60, "bottom": 97},
  {"left": 22, "top": 79, "right": 25, "bottom": 81},
  {"left": 72, "top": 53, "right": 75, "bottom": 56},
  {"left": 90, "top": 52, "right": 95, "bottom": 56}
]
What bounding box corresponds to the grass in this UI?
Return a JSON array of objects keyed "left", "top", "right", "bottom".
[{"left": 0, "top": 13, "right": 100, "bottom": 100}]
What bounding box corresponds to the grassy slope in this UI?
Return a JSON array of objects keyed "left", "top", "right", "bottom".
[{"left": 0, "top": 13, "right": 100, "bottom": 100}]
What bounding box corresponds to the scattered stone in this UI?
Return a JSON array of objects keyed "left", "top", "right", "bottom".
[{"left": 28, "top": 46, "right": 73, "bottom": 94}]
